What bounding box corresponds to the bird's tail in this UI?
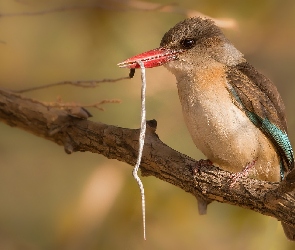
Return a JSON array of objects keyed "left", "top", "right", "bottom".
[{"left": 282, "top": 222, "right": 295, "bottom": 241}]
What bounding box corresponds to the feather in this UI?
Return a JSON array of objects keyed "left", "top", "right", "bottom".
[{"left": 226, "top": 62, "right": 294, "bottom": 176}]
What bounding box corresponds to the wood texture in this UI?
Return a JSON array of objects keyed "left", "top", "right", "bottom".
[{"left": 0, "top": 87, "right": 294, "bottom": 229}]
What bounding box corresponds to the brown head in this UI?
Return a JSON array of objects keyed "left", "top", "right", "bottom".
[{"left": 118, "top": 17, "right": 244, "bottom": 73}]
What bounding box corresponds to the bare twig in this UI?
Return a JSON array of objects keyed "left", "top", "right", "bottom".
[
  {"left": 15, "top": 77, "right": 130, "bottom": 93},
  {"left": 44, "top": 99, "right": 121, "bottom": 111}
]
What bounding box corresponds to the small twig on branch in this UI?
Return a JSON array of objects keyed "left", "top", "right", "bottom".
[
  {"left": 44, "top": 98, "right": 121, "bottom": 111},
  {"left": 14, "top": 77, "right": 130, "bottom": 93}
]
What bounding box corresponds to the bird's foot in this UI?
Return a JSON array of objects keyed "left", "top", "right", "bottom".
[
  {"left": 193, "top": 159, "right": 213, "bottom": 174},
  {"left": 230, "top": 159, "right": 257, "bottom": 187}
]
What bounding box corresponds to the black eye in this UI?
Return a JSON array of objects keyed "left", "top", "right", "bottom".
[{"left": 180, "top": 38, "right": 196, "bottom": 49}]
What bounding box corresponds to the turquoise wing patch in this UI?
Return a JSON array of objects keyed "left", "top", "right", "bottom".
[{"left": 228, "top": 86, "right": 294, "bottom": 179}]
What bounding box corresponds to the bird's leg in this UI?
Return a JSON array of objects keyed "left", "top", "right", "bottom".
[
  {"left": 193, "top": 159, "right": 213, "bottom": 173},
  {"left": 230, "top": 159, "right": 257, "bottom": 187}
]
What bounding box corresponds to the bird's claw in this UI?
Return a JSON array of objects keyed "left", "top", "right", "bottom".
[
  {"left": 230, "top": 159, "right": 257, "bottom": 187},
  {"left": 193, "top": 159, "right": 213, "bottom": 174}
]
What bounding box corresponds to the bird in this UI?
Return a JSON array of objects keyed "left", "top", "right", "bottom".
[{"left": 118, "top": 17, "right": 295, "bottom": 240}]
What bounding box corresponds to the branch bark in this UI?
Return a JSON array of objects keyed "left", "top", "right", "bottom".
[{"left": 0, "top": 87, "right": 294, "bottom": 228}]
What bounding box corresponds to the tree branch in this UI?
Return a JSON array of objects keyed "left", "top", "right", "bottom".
[{"left": 0, "top": 87, "right": 294, "bottom": 228}]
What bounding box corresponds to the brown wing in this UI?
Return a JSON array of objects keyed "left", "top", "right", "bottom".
[
  {"left": 226, "top": 62, "right": 287, "bottom": 132},
  {"left": 226, "top": 62, "right": 293, "bottom": 173}
]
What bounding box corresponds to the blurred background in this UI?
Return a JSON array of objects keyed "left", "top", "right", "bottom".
[{"left": 0, "top": 0, "right": 295, "bottom": 249}]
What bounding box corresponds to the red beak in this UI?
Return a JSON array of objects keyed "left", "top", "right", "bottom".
[{"left": 117, "top": 47, "right": 182, "bottom": 69}]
